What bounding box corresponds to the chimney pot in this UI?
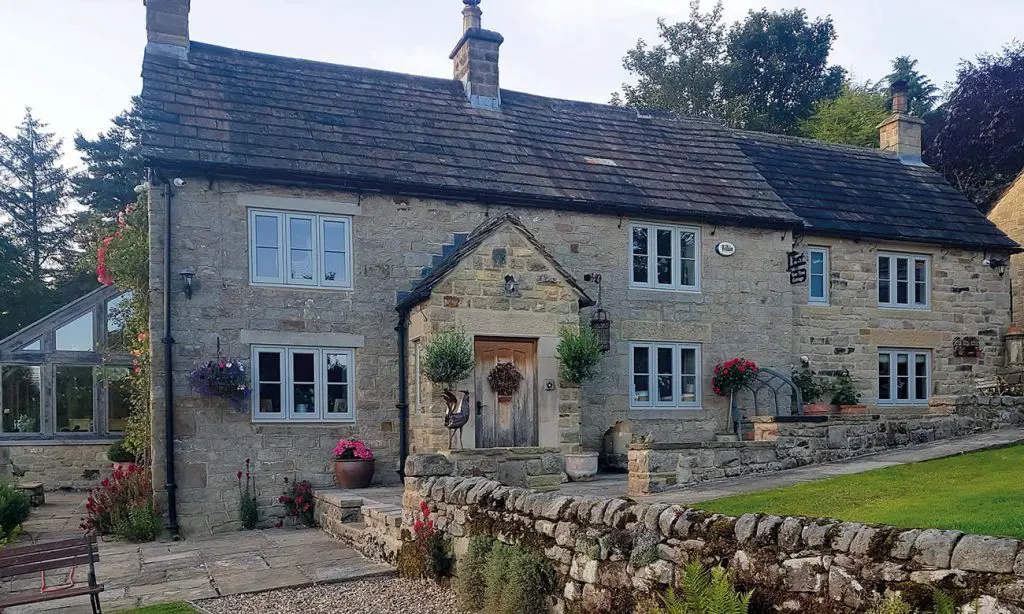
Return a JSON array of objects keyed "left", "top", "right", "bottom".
[
  {"left": 890, "top": 79, "right": 909, "bottom": 114},
  {"left": 462, "top": 0, "right": 482, "bottom": 31},
  {"left": 144, "top": 0, "right": 190, "bottom": 60}
]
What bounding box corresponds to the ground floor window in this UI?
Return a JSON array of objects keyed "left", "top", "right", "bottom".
[
  {"left": 0, "top": 364, "right": 129, "bottom": 438},
  {"left": 878, "top": 349, "right": 930, "bottom": 405},
  {"left": 251, "top": 346, "right": 355, "bottom": 422},
  {"left": 630, "top": 342, "right": 701, "bottom": 408}
]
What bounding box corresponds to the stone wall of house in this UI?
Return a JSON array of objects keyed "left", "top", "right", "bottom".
[
  {"left": 403, "top": 458, "right": 1024, "bottom": 613},
  {"left": 794, "top": 236, "right": 1012, "bottom": 413},
  {"left": 987, "top": 174, "right": 1024, "bottom": 321},
  {"left": 0, "top": 443, "right": 110, "bottom": 490},
  {"left": 628, "top": 398, "right": 1024, "bottom": 495},
  {"left": 146, "top": 176, "right": 1013, "bottom": 534}
]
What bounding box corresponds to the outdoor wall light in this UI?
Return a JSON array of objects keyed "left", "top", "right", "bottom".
[
  {"left": 503, "top": 274, "right": 519, "bottom": 296},
  {"left": 984, "top": 257, "right": 1009, "bottom": 277},
  {"left": 180, "top": 269, "right": 196, "bottom": 299}
]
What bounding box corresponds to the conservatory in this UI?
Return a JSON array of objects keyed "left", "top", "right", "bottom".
[{"left": 0, "top": 285, "right": 134, "bottom": 440}]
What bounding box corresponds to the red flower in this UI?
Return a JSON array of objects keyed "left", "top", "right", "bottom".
[
  {"left": 419, "top": 499, "right": 430, "bottom": 515},
  {"left": 274, "top": 519, "right": 283, "bottom": 529},
  {"left": 236, "top": 471, "right": 243, "bottom": 480}
]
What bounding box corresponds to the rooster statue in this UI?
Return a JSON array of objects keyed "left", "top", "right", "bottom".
[{"left": 443, "top": 389, "right": 472, "bottom": 449}]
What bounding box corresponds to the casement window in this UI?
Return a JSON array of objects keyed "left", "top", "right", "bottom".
[
  {"left": 630, "top": 342, "right": 701, "bottom": 409},
  {"left": 878, "top": 349, "right": 930, "bottom": 405},
  {"left": 248, "top": 210, "right": 352, "bottom": 289},
  {"left": 808, "top": 247, "right": 829, "bottom": 305},
  {"left": 630, "top": 223, "right": 700, "bottom": 291},
  {"left": 251, "top": 346, "right": 355, "bottom": 422},
  {"left": 878, "top": 253, "right": 929, "bottom": 309}
]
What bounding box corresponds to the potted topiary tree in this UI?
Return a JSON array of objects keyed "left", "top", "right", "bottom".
[
  {"left": 791, "top": 364, "right": 833, "bottom": 416},
  {"left": 107, "top": 438, "right": 138, "bottom": 473},
  {"left": 556, "top": 325, "right": 603, "bottom": 481},
  {"left": 421, "top": 327, "right": 475, "bottom": 449}
]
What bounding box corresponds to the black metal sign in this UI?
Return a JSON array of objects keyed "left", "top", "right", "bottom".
[
  {"left": 787, "top": 250, "right": 807, "bottom": 285},
  {"left": 953, "top": 336, "right": 980, "bottom": 357}
]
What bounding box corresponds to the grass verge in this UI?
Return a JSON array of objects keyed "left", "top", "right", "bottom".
[{"left": 698, "top": 444, "right": 1024, "bottom": 538}]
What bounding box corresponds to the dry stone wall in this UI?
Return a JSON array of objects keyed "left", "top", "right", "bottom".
[
  {"left": 629, "top": 398, "right": 1024, "bottom": 495},
  {"left": 404, "top": 456, "right": 1024, "bottom": 613}
]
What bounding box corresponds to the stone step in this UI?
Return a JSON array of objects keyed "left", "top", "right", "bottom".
[{"left": 715, "top": 433, "right": 740, "bottom": 442}]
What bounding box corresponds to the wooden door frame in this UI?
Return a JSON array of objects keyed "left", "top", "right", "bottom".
[{"left": 473, "top": 336, "right": 539, "bottom": 448}]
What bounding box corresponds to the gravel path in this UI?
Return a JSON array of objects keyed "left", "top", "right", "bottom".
[{"left": 196, "top": 578, "right": 464, "bottom": 614}]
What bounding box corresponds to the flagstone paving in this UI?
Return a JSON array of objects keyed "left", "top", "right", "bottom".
[{"left": 2, "top": 493, "right": 393, "bottom": 613}]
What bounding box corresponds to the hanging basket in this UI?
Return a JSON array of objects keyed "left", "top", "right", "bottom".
[{"left": 488, "top": 362, "right": 523, "bottom": 397}]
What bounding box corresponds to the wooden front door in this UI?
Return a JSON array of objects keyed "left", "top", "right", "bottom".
[{"left": 474, "top": 338, "right": 538, "bottom": 448}]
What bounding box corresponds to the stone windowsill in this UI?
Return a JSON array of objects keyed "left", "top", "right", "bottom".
[{"left": 0, "top": 437, "right": 119, "bottom": 447}]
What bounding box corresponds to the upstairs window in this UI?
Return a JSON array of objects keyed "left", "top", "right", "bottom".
[
  {"left": 878, "top": 253, "right": 929, "bottom": 309},
  {"left": 630, "top": 223, "right": 700, "bottom": 292},
  {"left": 808, "top": 247, "right": 829, "bottom": 305},
  {"left": 249, "top": 210, "right": 352, "bottom": 289},
  {"left": 630, "top": 342, "right": 701, "bottom": 409}
]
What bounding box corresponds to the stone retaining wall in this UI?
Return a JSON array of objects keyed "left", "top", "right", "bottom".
[
  {"left": 403, "top": 456, "right": 1024, "bottom": 613},
  {"left": 314, "top": 489, "right": 404, "bottom": 565},
  {"left": 629, "top": 397, "right": 1024, "bottom": 495},
  {"left": 0, "top": 443, "right": 112, "bottom": 490},
  {"left": 441, "top": 447, "right": 565, "bottom": 491}
]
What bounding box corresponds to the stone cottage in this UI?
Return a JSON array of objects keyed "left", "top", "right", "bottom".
[
  {"left": 988, "top": 171, "right": 1024, "bottom": 320},
  {"left": 9, "top": 0, "right": 1005, "bottom": 535}
]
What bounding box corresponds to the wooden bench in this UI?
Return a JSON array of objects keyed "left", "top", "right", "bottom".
[{"left": 0, "top": 536, "right": 104, "bottom": 613}]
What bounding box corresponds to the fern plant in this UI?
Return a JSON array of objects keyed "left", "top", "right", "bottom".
[
  {"left": 864, "top": 589, "right": 976, "bottom": 614},
  {"left": 422, "top": 327, "right": 474, "bottom": 390},
  {"left": 653, "top": 560, "right": 752, "bottom": 614}
]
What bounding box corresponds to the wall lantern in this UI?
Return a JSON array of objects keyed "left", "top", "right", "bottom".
[
  {"left": 984, "top": 257, "right": 1009, "bottom": 277},
  {"left": 180, "top": 269, "right": 196, "bottom": 300},
  {"left": 583, "top": 273, "right": 612, "bottom": 352}
]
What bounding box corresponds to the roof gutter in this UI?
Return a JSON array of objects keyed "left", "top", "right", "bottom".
[{"left": 141, "top": 158, "right": 804, "bottom": 232}]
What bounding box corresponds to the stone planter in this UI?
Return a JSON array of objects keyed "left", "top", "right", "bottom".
[
  {"left": 333, "top": 459, "right": 375, "bottom": 489},
  {"left": 839, "top": 404, "right": 868, "bottom": 416},
  {"left": 801, "top": 402, "right": 835, "bottom": 416},
  {"left": 564, "top": 452, "right": 598, "bottom": 482}
]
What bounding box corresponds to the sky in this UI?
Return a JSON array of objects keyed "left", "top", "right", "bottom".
[{"left": 1, "top": 0, "right": 1022, "bottom": 170}]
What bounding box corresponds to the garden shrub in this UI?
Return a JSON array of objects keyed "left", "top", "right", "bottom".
[
  {"left": 830, "top": 368, "right": 862, "bottom": 405},
  {"left": 421, "top": 327, "right": 474, "bottom": 390},
  {"left": 482, "top": 542, "right": 555, "bottom": 614},
  {"left": 791, "top": 364, "right": 829, "bottom": 404},
  {"left": 81, "top": 464, "right": 161, "bottom": 541},
  {"left": 456, "top": 536, "right": 495, "bottom": 611},
  {"left": 0, "top": 482, "right": 31, "bottom": 544},
  {"left": 107, "top": 438, "right": 137, "bottom": 463},
  {"left": 556, "top": 325, "right": 602, "bottom": 384},
  {"left": 398, "top": 500, "right": 452, "bottom": 581},
  {"left": 278, "top": 478, "right": 315, "bottom": 527},
  {"left": 653, "top": 560, "right": 751, "bottom": 614}
]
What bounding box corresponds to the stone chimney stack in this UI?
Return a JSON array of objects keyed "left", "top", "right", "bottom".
[
  {"left": 878, "top": 79, "right": 926, "bottom": 165},
  {"left": 450, "top": 0, "right": 504, "bottom": 110},
  {"left": 144, "top": 0, "right": 190, "bottom": 60}
]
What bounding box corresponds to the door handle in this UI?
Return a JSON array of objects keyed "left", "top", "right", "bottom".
[{"left": 476, "top": 401, "right": 484, "bottom": 416}]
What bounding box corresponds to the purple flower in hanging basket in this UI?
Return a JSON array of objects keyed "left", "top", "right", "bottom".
[{"left": 187, "top": 358, "right": 251, "bottom": 410}]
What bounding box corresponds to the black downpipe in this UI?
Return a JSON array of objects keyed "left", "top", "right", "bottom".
[
  {"left": 157, "top": 173, "right": 179, "bottom": 537},
  {"left": 395, "top": 309, "right": 410, "bottom": 479}
]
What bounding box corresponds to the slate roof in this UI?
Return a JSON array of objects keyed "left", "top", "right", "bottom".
[
  {"left": 736, "top": 132, "right": 1018, "bottom": 251},
  {"left": 139, "top": 42, "right": 1017, "bottom": 251},
  {"left": 396, "top": 214, "right": 595, "bottom": 311},
  {"left": 139, "top": 43, "right": 799, "bottom": 229}
]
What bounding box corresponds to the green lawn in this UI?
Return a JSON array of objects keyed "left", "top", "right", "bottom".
[
  {"left": 698, "top": 444, "right": 1024, "bottom": 538},
  {"left": 115, "top": 603, "right": 194, "bottom": 614}
]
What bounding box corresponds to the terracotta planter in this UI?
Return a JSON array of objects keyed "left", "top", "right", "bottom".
[
  {"left": 801, "top": 403, "right": 834, "bottom": 416},
  {"left": 111, "top": 462, "right": 137, "bottom": 474},
  {"left": 564, "top": 452, "right": 598, "bottom": 482},
  {"left": 334, "top": 458, "right": 375, "bottom": 489},
  {"left": 839, "top": 404, "right": 868, "bottom": 416}
]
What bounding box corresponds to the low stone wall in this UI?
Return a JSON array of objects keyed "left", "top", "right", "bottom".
[
  {"left": 0, "top": 443, "right": 112, "bottom": 490},
  {"left": 314, "top": 489, "right": 404, "bottom": 565},
  {"left": 404, "top": 461, "right": 1024, "bottom": 613},
  {"left": 442, "top": 447, "right": 565, "bottom": 491},
  {"left": 630, "top": 398, "right": 1024, "bottom": 495}
]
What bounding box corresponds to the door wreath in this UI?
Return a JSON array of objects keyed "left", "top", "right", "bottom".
[{"left": 488, "top": 362, "right": 523, "bottom": 398}]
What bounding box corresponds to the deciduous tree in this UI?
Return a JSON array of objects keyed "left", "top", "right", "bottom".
[{"left": 800, "top": 82, "right": 888, "bottom": 147}]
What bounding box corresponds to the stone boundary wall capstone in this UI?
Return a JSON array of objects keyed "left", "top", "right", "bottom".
[
  {"left": 442, "top": 447, "right": 565, "bottom": 491},
  {"left": 629, "top": 397, "right": 1024, "bottom": 495},
  {"left": 403, "top": 454, "right": 1024, "bottom": 613}
]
